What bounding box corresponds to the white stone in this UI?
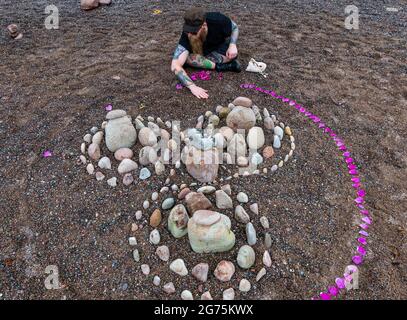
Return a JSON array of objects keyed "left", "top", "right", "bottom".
[
  {"left": 86, "top": 163, "right": 94, "bottom": 175},
  {"left": 256, "top": 268, "right": 266, "bottom": 282},
  {"left": 98, "top": 156, "right": 111, "bottom": 170},
  {"left": 239, "top": 279, "right": 251, "bottom": 292},
  {"left": 181, "top": 290, "right": 193, "bottom": 300},
  {"left": 222, "top": 288, "right": 235, "bottom": 300},
  {"left": 247, "top": 127, "right": 265, "bottom": 150},
  {"left": 260, "top": 216, "right": 270, "bottom": 229},
  {"left": 118, "top": 159, "right": 138, "bottom": 174},
  {"left": 170, "top": 259, "right": 188, "bottom": 276},
  {"left": 237, "top": 192, "right": 249, "bottom": 203},
  {"left": 149, "top": 229, "right": 160, "bottom": 245},
  {"left": 107, "top": 177, "right": 117, "bottom": 187},
  {"left": 153, "top": 276, "right": 161, "bottom": 286},
  {"left": 263, "top": 250, "right": 272, "bottom": 267},
  {"left": 141, "top": 264, "right": 150, "bottom": 275},
  {"left": 128, "top": 237, "right": 137, "bottom": 246},
  {"left": 215, "top": 190, "right": 233, "bottom": 209}
]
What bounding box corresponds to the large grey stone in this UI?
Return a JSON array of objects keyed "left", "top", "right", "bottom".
[{"left": 105, "top": 115, "right": 137, "bottom": 152}]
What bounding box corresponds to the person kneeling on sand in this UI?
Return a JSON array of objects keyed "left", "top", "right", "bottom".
[{"left": 171, "top": 8, "right": 241, "bottom": 99}]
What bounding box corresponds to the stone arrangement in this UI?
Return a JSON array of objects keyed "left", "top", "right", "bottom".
[
  {"left": 78, "top": 90, "right": 365, "bottom": 300},
  {"left": 77, "top": 96, "right": 296, "bottom": 300}
]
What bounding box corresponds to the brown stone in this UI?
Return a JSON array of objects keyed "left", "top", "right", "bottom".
[
  {"left": 149, "top": 209, "right": 162, "bottom": 227},
  {"left": 178, "top": 187, "right": 191, "bottom": 200},
  {"left": 262, "top": 146, "right": 275, "bottom": 159},
  {"left": 185, "top": 192, "right": 212, "bottom": 214}
]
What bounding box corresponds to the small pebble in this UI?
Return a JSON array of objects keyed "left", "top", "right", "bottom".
[
  {"left": 260, "top": 216, "right": 270, "bottom": 229},
  {"left": 222, "top": 288, "right": 235, "bottom": 300},
  {"left": 149, "top": 229, "right": 160, "bottom": 245},
  {"left": 141, "top": 264, "right": 150, "bottom": 275},
  {"left": 95, "top": 171, "right": 105, "bottom": 181},
  {"left": 163, "top": 282, "right": 175, "bottom": 294},
  {"left": 249, "top": 203, "right": 259, "bottom": 215},
  {"left": 128, "top": 237, "right": 137, "bottom": 246},
  {"left": 107, "top": 177, "right": 117, "bottom": 187},
  {"left": 246, "top": 222, "right": 257, "bottom": 245},
  {"left": 139, "top": 167, "right": 151, "bottom": 180},
  {"left": 181, "top": 290, "right": 194, "bottom": 300},
  {"left": 133, "top": 249, "right": 140, "bottom": 262},
  {"left": 263, "top": 250, "right": 272, "bottom": 267},
  {"left": 135, "top": 210, "right": 142, "bottom": 220},
  {"left": 239, "top": 279, "right": 251, "bottom": 292},
  {"left": 237, "top": 192, "right": 249, "bottom": 203},
  {"left": 264, "top": 233, "right": 272, "bottom": 248},
  {"left": 161, "top": 198, "right": 175, "bottom": 210},
  {"left": 256, "top": 268, "right": 266, "bottom": 282},
  {"left": 86, "top": 163, "right": 94, "bottom": 175},
  {"left": 153, "top": 276, "right": 161, "bottom": 286},
  {"left": 151, "top": 192, "right": 159, "bottom": 201},
  {"left": 143, "top": 200, "right": 151, "bottom": 210},
  {"left": 156, "top": 245, "right": 170, "bottom": 261},
  {"left": 170, "top": 259, "right": 188, "bottom": 276}
]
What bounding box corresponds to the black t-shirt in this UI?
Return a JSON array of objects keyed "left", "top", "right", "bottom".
[{"left": 178, "top": 12, "right": 232, "bottom": 56}]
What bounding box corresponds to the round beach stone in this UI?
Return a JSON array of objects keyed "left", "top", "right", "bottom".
[
  {"left": 262, "top": 146, "right": 275, "bottom": 159},
  {"left": 193, "top": 210, "right": 221, "bottom": 226},
  {"left": 168, "top": 204, "right": 189, "bottom": 238},
  {"left": 105, "top": 115, "right": 137, "bottom": 152},
  {"left": 223, "top": 288, "right": 235, "bottom": 300},
  {"left": 246, "top": 223, "right": 257, "bottom": 245},
  {"left": 107, "top": 177, "right": 117, "bottom": 187},
  {"left": 214, "top": 261, "right": 235, "bottom": 282},
  {"left": 87, "top": 143, "right": 101, "bottom": 160},
  {"left": 226, "top": 106, "right": 256, "bottom": 131},
  {"left": 149, "top": 229, "right": 160, "bottom": 245},
  {"left": 185, "top": 192, "right": 212, "bottom": 214},
  {"left": 219, "top": 126, "right": 234, "bottom": 142},
  {"left": 191, "top": 263, "right": 209, "bottom": 282},
  {"left": 98, "top": 156, "right": 111, "bottom": 170},
  {"left": 247, "top": 127, "right": 265, "bottom": 150},
  {"left": 263, "top": 250, "right": 272, "bottom": 267},
  {"left": 237, "top": 192, "right": 249, "bottom": 203},
  {"left": 170, "top": 258, "right": 188, "bottom": 276},
  {"left": 232, "top": 96, "right": 253, "bottom": 108},
  {"left": 156, "top": 245, "right": 170, "bottom": 262},
  {"left": 118, "top": 159, "right": 138, "bottom": 174},
  {"left": 201, "top": 291, "right": 213, "bottom": 300},
  {"left": 188, "top": 211, "right": 235, "bottom": 253},
  {"left": 181, "top": 290, "right": 193, "bottom": 300},
  {"left": 237, "top": 245, "right": 255, "bottom": 269},
  {"left": 163, "top": 282, "right": 175, "bottom": 294},
  {"left": 161, "top": 197, "right": 175, "bottom": 210},
  {"left": 234, "top": 206, "right": 250, "bottom": 224},
  {"left": 138, "top": 127, "right": 157, "bottom": 147},
  {"left": 122, "top": 173, "right": 134, "bottom": 186},
  {"left": 92, "top": 131, "right": 104, "bottom": 145},
  {"left": 239, "top": 279, "right": 251, "bottom": 292},
  {"left": 114, "top": 148, "right": 133, "bottom": 161},
  {"left": 273, "top": 135, "right": 281, "bottom": 149},
  {"left": 274, "top": 126, "right": 284, "bottom": 140},
  {"left": 149, "top": 209, "right": 162, "bottom": 227},
  {"left": 139, "top": 167, "right": 151, "bottom": 180},
  {"left": 106, "top": 109, "right": 126, "bottom": 120},
  {"left": 215, "top": 190, "right": 233, "bottom": 209}
]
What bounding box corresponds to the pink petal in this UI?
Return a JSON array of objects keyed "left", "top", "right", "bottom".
[
  {"left": 328, "top": 286, "right": 339, "bottom": 296},
  {"left": 359, "top": 230, "right": 369, "bottom": 237},
  {"left": 176, "top": 84, "right": 183, "bottom": 90},
  {"left": 357, "top": 189, "right": 366, "bottom": 197},
  {"left": 320, "top": 292, "right": 331, "bottom": 300},
  {"left": 345, "top": 157, "right": 354, "bottom": 164},
  {"left": 358, "top": 237, "right": 367, "bottom": 245},
  {"left": 360, "top": 223, "right": 369, "bottom": 230},
  {"left": 352, "top": 255, "right": 363, "bottom": 265},
  {"left": 335, "top": 278, "right": 346, "bottom": 289},
  {"left": 362, "top": 216, "right": 372, "bottom": 225},
  {"left": 105, "top": 104, "right": 113, "bottom": 111},
  {"left": 354, "top": 197, "right": 364, "bottom": 204},
  {"left": 357, "top": 246, "right": 366, "bottom": 255},
  {"left": 349, "top": 169, "right": 358, "bottom": 175},
  {"left": 42, "top": 150, "right": 53, "bottom": 158},
  {"left": 343, "top": 151, "right": 351, "bottom": 157}
]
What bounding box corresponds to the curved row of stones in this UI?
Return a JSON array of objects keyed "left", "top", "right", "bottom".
[
  {"left": 130, "top": 183, "right": 272, "bottom": 300},
  {"left": 78, "top": 96, "right": 296, "bottom": 186}
]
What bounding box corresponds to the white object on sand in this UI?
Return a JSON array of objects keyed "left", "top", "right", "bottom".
[{"left": 246, "top": 58, "right": 268, "bottom": 77}]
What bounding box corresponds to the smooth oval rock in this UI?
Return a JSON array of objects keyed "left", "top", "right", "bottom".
[
  {"left": 105, "top": 115, "right": 137, "bottom": 152},
  {"left": 247, "top": 127, "right": 265, "bottom": 150},
  {"left": 114, "top": 148, "right": 133, "bottom": 161},
  {"left": 118, "top": 159, "right": 138, "bottom": 174},
  {"left": 237, "top": 192, "right": 249, "bottom": 203},
  {"left": 226, "top": 106, "right": 256, "bottom": 131},
  {"left": 150, "top": 209, "right": 162, "bottom": 227},
  {"left": 214, "top": 261, "right": 235, "bottom": 282},
  {"left": 234, "top": 206, "right": 250, "bottom": 224},
  {"left": 273, "top": 135, "right": 281, "bottom": 149},
  {"left": 88, "top": 143, "right": 101, "bottom": 161},
  {"left": 170, "top": 259, "right": 188, "bottom": 276},
  {"left": 239, "top": 279, "right": 251, "bottom": 292},
  {"left": 161, "top": 198, "right": 175, "bottom": 210},
  {"left": 92, "top": 131, "right": 104, "bottom": 145},
  {"left": 237, "top": 245, "right": 255, "bottom": 269},
  {"left": 192, "top": 263, "right": 209, "bottom": 282},
  {"left": 222, "top": 288, "right": 235, "bottom": 300},
  {"left": 188, "top": 211, "right": 235, "bottom": 253},
  {"left": 232, "top": 97, "right": 253, "bottom": 108},
  {"left": 262, "top": 146, "right": 275, "bottom": 159},
  {"left": 98, "top": 156, "right": 111, "bottom": 170},
  {"left": 263, "top": 250, "right": 272, "bottom": 267},
  {"left": 215, "top": 190, "right": 233, "bottom": 209},
  {"left": 185, "top": 192, "right": 212, "bottom": 214},
  {"left": 274, "top": 126, "right": 284, "bottom": 140},
  {"left": 138, "top": 127, "right": 157, "bottom": 147},
  {"left": 163, "top": 282, "right": 175, "bottom": 294},
  {"left": 156, "top": 245, "right": 170, "bottom": 262},
  {"left": 181, "top": 290, "right": 193, "bottom": 300},
  {"left": 149, "top": 229, "right": 160, "bottom": 245},
  {"left": 246, "top": 223, "right": 257, "bottom": 245},
  {"left": 139, "top": 167, "right": 151, "bottom": 180},
  {"left": 168, "top": 204, "right": 189, "bottom": 238},
  {"left": 122, "top": 173, "right": 134, "bottom": 186},
  {"left": 185, "top": 147, "right": 219, "bottom": 183}
]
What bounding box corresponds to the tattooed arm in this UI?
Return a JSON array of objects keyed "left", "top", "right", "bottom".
[
  {"left": 171, "top": 44, "right": 209, "bottom": 99},
  {"left": 226, "top": 20, "right": 239, "bottom": 60},
  {"left": 230, "top": 20, "right": 239, "bottom": 45}
]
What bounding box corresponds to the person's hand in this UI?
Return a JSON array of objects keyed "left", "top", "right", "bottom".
[
  {"left": 226, "top": 44, "right": 238, "bottom": 60},
  {"left": 189, "top": 84, "right": 209, "bottom": 99}
]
